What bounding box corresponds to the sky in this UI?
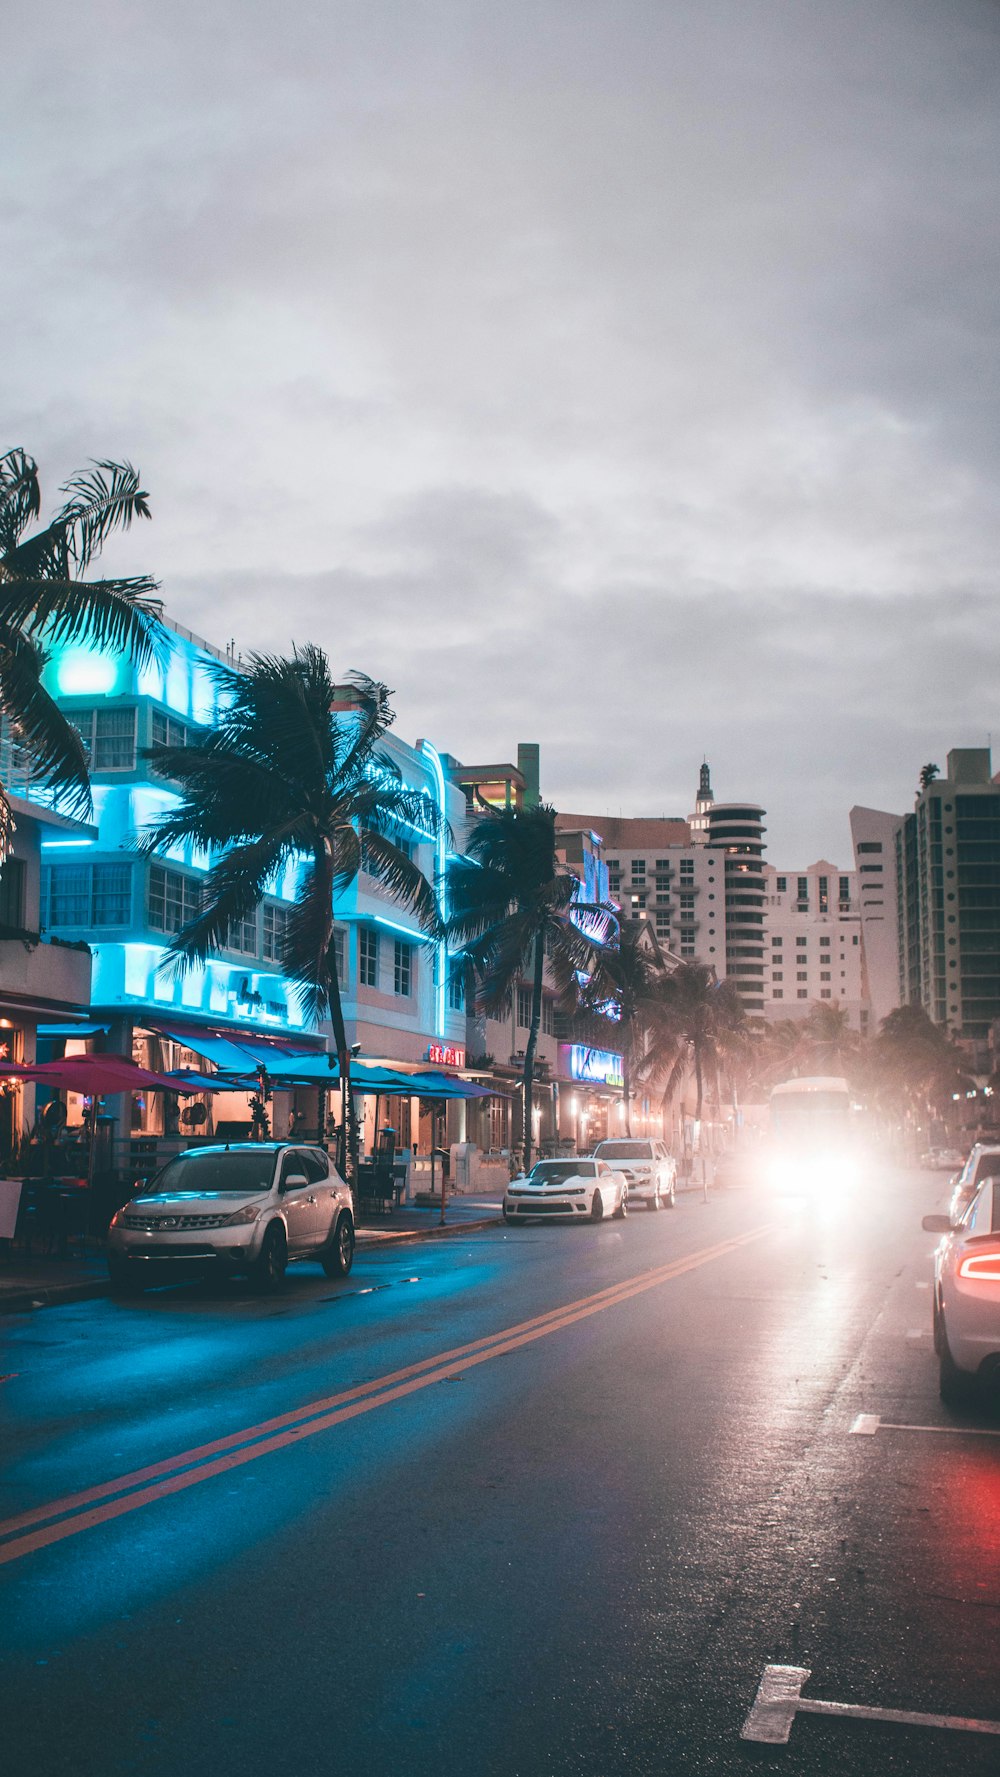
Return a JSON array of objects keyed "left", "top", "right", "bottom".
[{"left": 5, "top": 0, "right": 1000, "bottom": 865}]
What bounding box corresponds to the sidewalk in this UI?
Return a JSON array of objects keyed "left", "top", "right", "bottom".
[{"left": 0, "top": 1194, "right": 505, "bottom": 1314}]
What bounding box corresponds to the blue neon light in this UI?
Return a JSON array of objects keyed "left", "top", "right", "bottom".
[{"left": 419, "top": 740, "right": 448, "bottom": 1039}]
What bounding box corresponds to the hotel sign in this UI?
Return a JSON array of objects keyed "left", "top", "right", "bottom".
[
  {"left": 426, "top": 1042, "right": 465, "bottom": 1069},
  {"left": 565, "top": 1045, "right": 624, "bottom": 1089}
]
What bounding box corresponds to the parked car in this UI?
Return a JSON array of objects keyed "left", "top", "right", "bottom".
[
  {"left": 923, "top": 1176, "right": 1000, "bottom": 1403},
  {"left": 503, "top": 1158, "right": 628, "bottom": 1224},
  {"left": 919, "top": 1147, "right": 966, "bottom": 1171},
  {"left": 590, "top": 1138, "right": 676, "bottom": 1209},
  {"left": 107, "top": 1143, "right": 355, "bottom": 1293},
  {"left": 947, "top": 1144, "right": 1000, "bottom": 1224}
]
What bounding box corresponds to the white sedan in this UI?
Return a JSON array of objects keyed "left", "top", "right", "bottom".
[
  {"left": 503, "top": 1158, "right": 628, "bottom": 1224},
  {"left": 923, "top": 1176, "right": 1000, "bottom": 1404}
]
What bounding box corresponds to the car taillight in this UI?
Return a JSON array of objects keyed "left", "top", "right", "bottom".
[{"left": 959, "top": 1250, "right": 1000, "bottom": 1281}]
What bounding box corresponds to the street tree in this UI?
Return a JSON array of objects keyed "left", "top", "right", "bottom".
[
  {"left": 138, "top": 650, "right": 441, "bottom": 1178},
  {"left": 584, "top": 919, "right": 667, "bottom": 1137},
  {"left": 446, "top": 803, "right": 611, "bottom": 1173},
  {"left": 646, "top": 961, "right": 747, "bottom": 1141},
  {"left": 0, "top": 448, "right": 160, "bottom": 858}
]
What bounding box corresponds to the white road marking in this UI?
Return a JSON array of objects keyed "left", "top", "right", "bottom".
[
  {"left": 906, "top": 1328, "right": 927, "bottom": 1341},
  {"left": 742, "top": 1665, "right": 1000, "bottom": 1745},
  {"left": 860, "top": 1420, "right": 1000, "bottom": 1440},
  {"left": 915, "top": 1279, "right": 929, "bottom": 1289},
  {"left": 849, "top": 1414, "right": 881, "bottom": 1435}
]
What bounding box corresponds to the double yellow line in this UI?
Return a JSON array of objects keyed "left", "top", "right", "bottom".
[{"left": 0, "top": 1224, "right": 772, "bottom": 1566}]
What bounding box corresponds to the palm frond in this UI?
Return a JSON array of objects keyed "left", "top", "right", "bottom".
[
  {"left": 54, "top": 460, "right": 152, "bottom": 572},
  {"left": 0, "top": 628, "right": 91, "bottom": 816},
  {"left": 4, "top": 573, "right": 162, "bottom": 665},
  {"left": 0, "top": 449, "right": 41, "bottom": 554},
  {"left": 359, "top": 829, "right": 441, "bottom": 934}
]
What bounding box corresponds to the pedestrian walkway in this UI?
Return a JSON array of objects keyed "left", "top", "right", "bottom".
[{"left": 0, "top": 1192, "right": 505, "bottom": 1313}]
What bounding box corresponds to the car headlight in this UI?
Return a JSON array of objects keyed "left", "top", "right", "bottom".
[{"left": 222, "top": 1203, "right": 265, "bottom": 1226}]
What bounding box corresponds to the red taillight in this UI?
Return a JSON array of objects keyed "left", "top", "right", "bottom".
[{"left": 959, "top": 1250, "right": 1000, "bottom": 1282}]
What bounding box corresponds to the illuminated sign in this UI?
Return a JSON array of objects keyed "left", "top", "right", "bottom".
[
  {"left": 427, "top": 1042, "right": 465, "bottom": 1069},
  {"left": 566, "top": 1045, "right": 624, "bottom": 1089}
]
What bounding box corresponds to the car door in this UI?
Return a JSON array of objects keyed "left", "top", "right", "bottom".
[
  {"left": 278, "top": 1150, "right": 328, "bottom": 1253},
  {"left": 597, "top": 1162, "right": 617, "bottom": 1212}
]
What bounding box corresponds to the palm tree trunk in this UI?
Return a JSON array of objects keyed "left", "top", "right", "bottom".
[
  {"left": 324, "top": 931, "right": 352, "bottom": 1183},
  {"left": 623, "top": 1050, "right": 633, "bottom": 1138},
  {"left": 522, "top": 931, "right": 545, "bottom": 1174}
]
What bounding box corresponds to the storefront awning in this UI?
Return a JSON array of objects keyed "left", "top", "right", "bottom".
[
  {"left": 37, "top": 1022, "right": 111, "bottom": 1038},
  {"left": 151, "top": 1024, "right": 320, "bottom": 1076}
]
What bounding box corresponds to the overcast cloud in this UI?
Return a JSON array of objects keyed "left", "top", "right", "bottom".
[{"left": 4, "top": 0, "right": 999, "bottom": 862}]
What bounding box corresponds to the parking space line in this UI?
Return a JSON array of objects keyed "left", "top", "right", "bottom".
[
  {"left": 741, "top": 1665, "right": 1000, "bottom": 1745},
  {"left": 849, "top": 1414, "right": 881, "bottom": 1434}
]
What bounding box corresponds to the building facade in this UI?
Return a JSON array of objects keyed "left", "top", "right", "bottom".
[
  {"left": 848, "top": 806, "right": 903, "bottom": 1028},
  {"left": 761, "top": 860, "right": 867, "bottom": 1030},
  {"left": 895, "top": 749, "right": 1000, "bottom": 1044}
]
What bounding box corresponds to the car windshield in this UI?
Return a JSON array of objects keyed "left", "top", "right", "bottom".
[
  {"left": 138, "top": 1150, "right": 277, "bottom": 1196},
  {"left": 529, "top": 1161, "right": 594, "bottom": 1182},
  {"left": 597, "top": 1142, "right": 651, "bottom": 1160}
]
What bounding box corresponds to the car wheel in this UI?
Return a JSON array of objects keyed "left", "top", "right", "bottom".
[
  {"left": 590, "top": 1189, "right": 605, "bottom": 1222},
  {"left": 108, "top": 1253, "right": 144, "bottom": 1297},
  {"left": 613, "top": 1187, "right": 628, "bottom": 1220},
  {"left": 321, "top": 1212, "right": 355, "bottom": 1278},
  {"left": 250, "top": 1220, "right": 288, "bottom": 1291},
  {"left": 932, "top": 1291, "right": 944, "bottom": 1355},
  {"left": 665, "top": 1181, "right": 676, "bottom": 1208},
  {"left": 939, "top": 1315, "right": 976, "bottom": 1406},
  {"left": 649, "top": 1185, "right": 662, "bottom": 1211}
]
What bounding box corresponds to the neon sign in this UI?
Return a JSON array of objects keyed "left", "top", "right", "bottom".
[
  {"left": 567, "top": 1045, "right": 624, "bottom": 1089},
  {"left": 427, "top": 1042, "right": 465, "bottom": 1068}
]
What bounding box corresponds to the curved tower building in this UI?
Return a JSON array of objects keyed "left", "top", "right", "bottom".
[{"left": 707, "top": 801, "right": 767, "bottom": 1013}]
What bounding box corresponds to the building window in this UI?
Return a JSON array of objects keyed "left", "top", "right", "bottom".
[
  {"left": 393, "top": 939, "right": 412, "bottom": 997},
  {"left": 818, "top": 875, "right": 829, "bottom": 913},
  {"left": 796, "top": 876, "right": 808, "bottom": 908},
  {"left": 772, "top": 989, "right": 784, "bottom": 999},
  {"left": 225, "top": 909, "right": 258, "bottom": 955},
  {"left": 820, "top": 971, "right": 831, "bottom": 981},
  {"left": 776, "top": 876, "right": 787, "bottom": 892},
  {"left": 681, "top": 944, "right": 695, "bottom": 957},
  {"left": 772, "top": 971, "right": 783, "bottom": 982},
  {"left": 797, "top": 970, "right": 808, "bottom": 982},
  {"left": 69, "top": 706, "right": 137, "bottom": 771},
  {"left": 796, "top": 937, "right": 807, "bottom": 949},
  {"left": 332, "top": 925, "right": 347, "bottom": 984},
  {"left": 820, "top": 989, "right": 832, "bottom": 999},
  {"left": 541, "top": 997, "right": 554, "bottom": 1036},
  {"left": 797, "top": 989, "right": 808, "bottom": 999},
  {"left": 631, "top": 858, "right": 646, "bottom": 879},
  {"left": 517, "top": 986, "right": 532, "bottom": 1027},
  {"left": 359, "top": 928, "right": 378, "bottom": 988},
  {"left": 857, "top": 842, "right": 882, "bottom": 853},
  {"left": 0, "top": 856, "right": 26, "bottom": 928},
  {"left": 448, "top": 967, "right": 465, "bottom": 1011},
  {"left": 148, "top": 864, "right": 200, "bottom": 933},
  {"left": 262, "top": 903, "right": 291, "bottom": 962},
  {"left": 151, "top": 710, "right": 198, "bottom": 750},
  {"left": 772, "top": 936, "right": 782, "bottom": 947},
  {"left": 46, "top": 861, "right": 132, "bottom": 928}
]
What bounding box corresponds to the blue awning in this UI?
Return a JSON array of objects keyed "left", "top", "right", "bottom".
[{"left": 37, "top": 1022, "right": 110, "bottom": 1037}]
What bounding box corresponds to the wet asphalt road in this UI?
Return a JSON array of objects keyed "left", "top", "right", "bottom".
[{"left": 2, "top": 1166, "right": 998, "bottom": 1777}]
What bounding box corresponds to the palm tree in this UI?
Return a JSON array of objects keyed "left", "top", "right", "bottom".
[
  {"left": 584, "top": 919, "right": 666, "bottom": 1136},
  {"left": 137, "top": 649, "right": 442, "bottom": 1178},
  {"left": 646, "top": 962, "right": 747, "bottom": 1148},
  {"left": 0, "top": 449, "right": 160, "bottom": 856},
  {"left": 446, "top": 803, "right": 611, "bottom": 1173}
]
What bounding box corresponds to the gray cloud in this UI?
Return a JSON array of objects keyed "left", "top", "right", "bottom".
[{"left": 4, "top": 0, "right": 999, "bottom": 864}]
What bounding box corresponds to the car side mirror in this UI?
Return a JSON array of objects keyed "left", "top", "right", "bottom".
[
  {"left": 281, "top": 1173, "right": 310, "bottom": 1191},
  {"left": 921, "top": 1214, "right": 953, "bottom": 1233}
]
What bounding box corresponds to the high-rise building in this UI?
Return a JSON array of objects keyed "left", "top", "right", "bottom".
[
  {"left": 706, "top": 802, "right": 767, "bottom": 1013},
  {"left": 761, "top": 860, "right": 867, "bottom": 1030},
  {"left": 849, "top": 806, "right": 903, "bottom": 1028},
  {"left": 896, "top": 748, "right": 1000, "bottom": 1041}
]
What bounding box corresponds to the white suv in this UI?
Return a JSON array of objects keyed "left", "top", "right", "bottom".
[
  {"left": 107, "top": 1142, "right": 355, "bottom": 1293},
  {"left": 591, "top": 1138, "right": 677, "bottom": 1209}
]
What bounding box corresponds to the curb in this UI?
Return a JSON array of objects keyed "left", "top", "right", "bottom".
[{"left": 0, "top": 1214, "right": 504, "bottom": 1313}]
